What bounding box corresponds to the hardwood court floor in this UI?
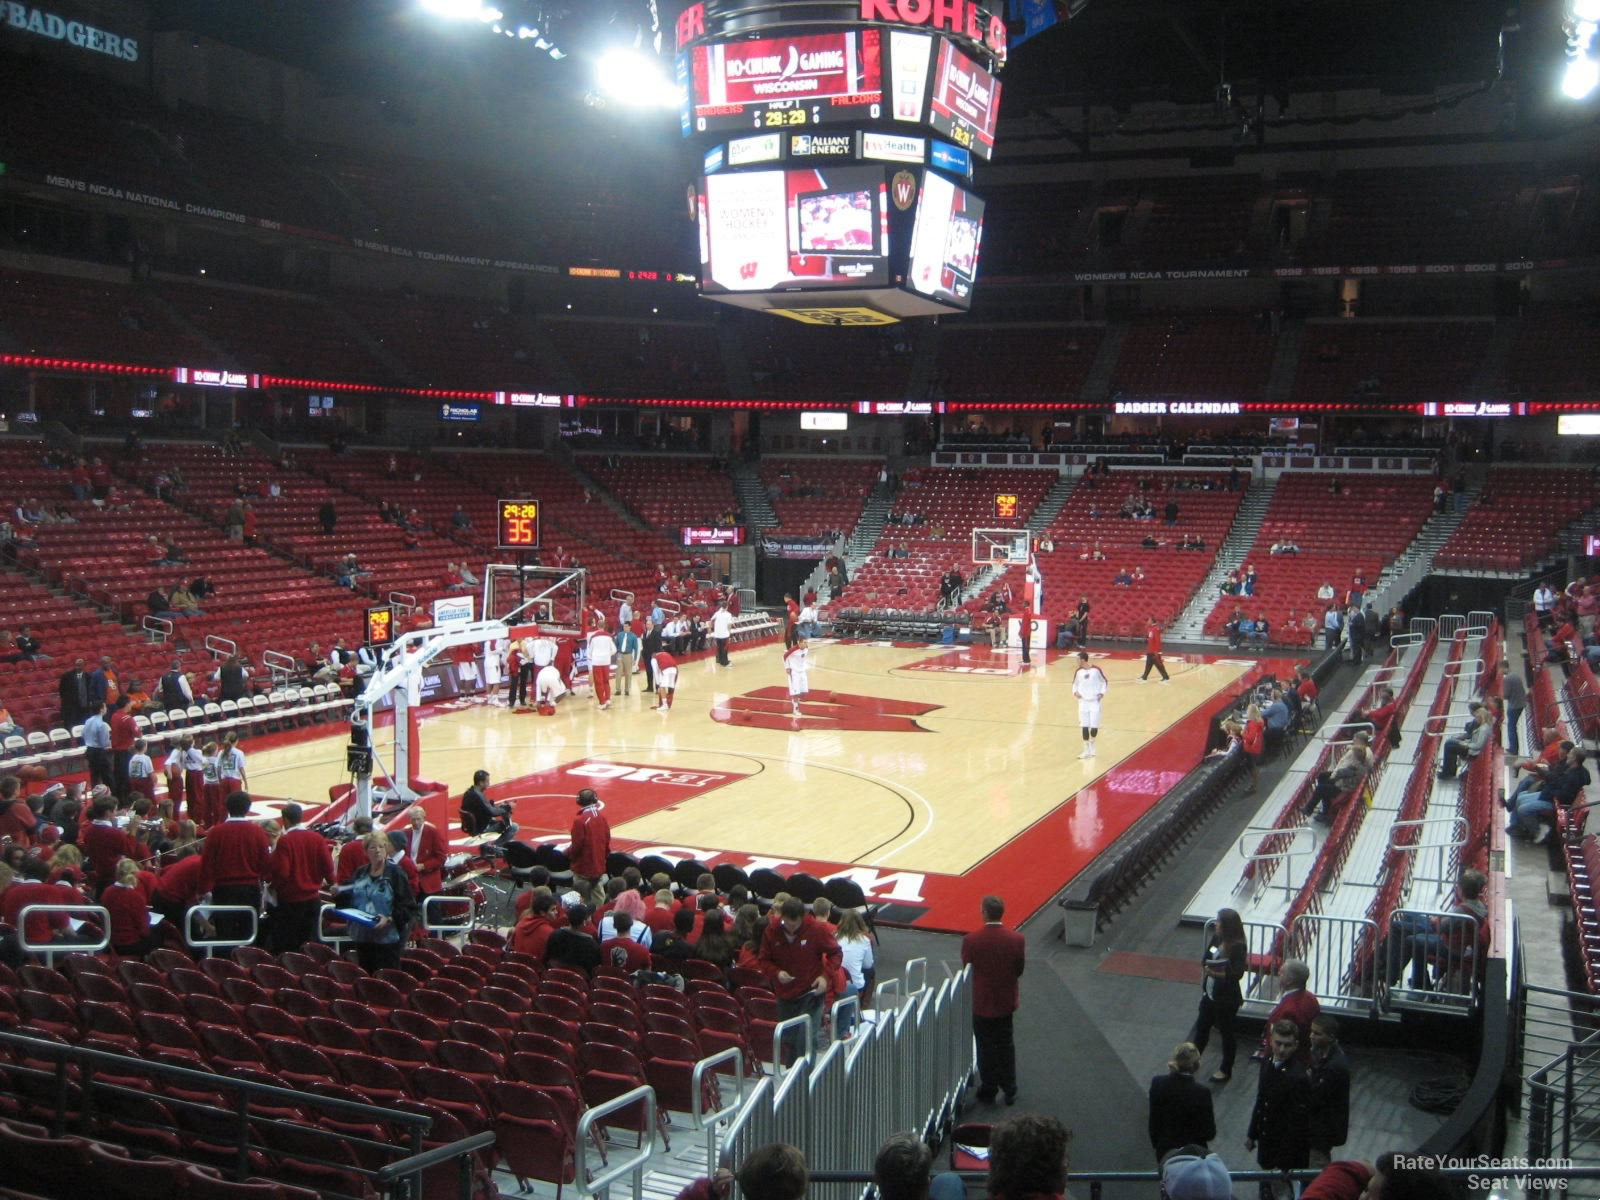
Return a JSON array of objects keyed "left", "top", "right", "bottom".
[{"left": 249, "top": 640, "right": 1294, "bottom": 930}]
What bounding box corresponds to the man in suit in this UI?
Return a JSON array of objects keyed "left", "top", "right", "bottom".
[
  {"left": 58, "top": 657, "right": 92, "bottom": 727},
  {"left": 960, "top": 895, "right": 1026, "bottom": 1105},
  {"left": 1148, "top": 1041, "right": 1217, "bottom": 1164},
  {"left": 641, "top": 617, "right": 663, "bottom": 694},
  {"left": 1246, "top": 1020, "right": 1311, "bottom": 1200},
  {"left": 405, "top": 805, "right": 448, "bottom": 901},
  {"left": 1305, "top": 1015, "right": 1351, "bottom": 1169}
]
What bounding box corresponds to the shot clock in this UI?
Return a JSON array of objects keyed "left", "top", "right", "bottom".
[
  {"left": 497, "top": 499, "right": 542, "bottom": 551},
  {"left": 365, "top": 605, "right": 394, "bottom": 648}
]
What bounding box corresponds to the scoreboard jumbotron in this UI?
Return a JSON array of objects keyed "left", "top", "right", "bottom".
[{"left": 677, "top": 0, "right": 1009, "bottom": 324}]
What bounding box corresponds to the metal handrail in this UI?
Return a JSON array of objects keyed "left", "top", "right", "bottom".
[
  {"left": 690, "top": 1046, "right": 745, "bottom": 1165},
  {"left": 16, "top": 903, "right": 110, "bottom": 966},
  {"left": 904, "top": 956, "right": 928, "bottom": 995},
  {"left": 0, "top": 1025, "right": 431, "bottom": 1141},
  {"left": 1238, "top": 826, "right": 1316, "bottom": 899},
  {"left": 390, "top": 590, "right": 417, "bottom": 615},
  {"left": 141, "top": 615, "right": 173, "bottom": 644},
  {"left": 183, "top": 903, "right": 260, "bottom": 956},
  {"left": 317, "top": 902, "right": 355, "bottom": 953},
  {"left": 1423, "top": 712, "right": 1455, "bottom": 736},
  {"left": 204, "top": 634, "right": 237, "bottom": 660},
  {"left": 262, "top": 648, "right": 297, "bottom": 686},
  {"left": 1385, "top": 908, "right": 1483, "bottom": 1011},
  {"left": 576, "top": 1083, "right": 658, "bottom": 1199},
  {"left": 771, "top": 1014, "right": 815, "bottom": 1077},
  {"left": 375, "top": 1129, "right": 498, "bottom": 1197},
  {"left": 422, "top": 893, "right": 475, "bottom": 935},
  {"left": 1327, "top": 721, "right": 1376, "bottom": 745}
]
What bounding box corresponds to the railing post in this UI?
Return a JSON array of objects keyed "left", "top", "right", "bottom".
[
  {"left": 16, "top": 903, "right": 111, "bottom": 967},
  {"left": 422, "top": 893, "right": 475, "bottom": 936},
  {"left": 51, "top": 1052, "right": 69, "bottom": 1138},
  {"left": 772, "top": 1014, "right": 815, "bottom": 1077},
  {"left": 183, "top": 904, "right": 260, "bottom": 957},
  {"left": 233, "top": 1080, "right": 252, "bottom": 1181},
  {"left": 904, "top": 957, "right": 928, "bottom": 995},
  {"left": 1563, "top": 1055, "right": 1575, "bottom": 1160},
  {"left": 1528, "top": 1080, "right": 1551, "bottom": 1160}
]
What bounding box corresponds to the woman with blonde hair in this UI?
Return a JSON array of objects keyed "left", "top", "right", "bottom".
[
  {"left": 104, "top": 856, "right": 155, "bottom": 958},
  {"left": 47, "top": 843, "right": 85, "bottom": 889},
  {"left": 1241, "top": 703, "right": 1266, "bottom": 792},
  {"left": 834, "top": 909, "right": 875, "bottom": 1036},
  {"left": 334, "top": 831, "right": 417, "bottom": 972}
]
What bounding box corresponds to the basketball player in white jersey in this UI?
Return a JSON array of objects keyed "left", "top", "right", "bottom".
[
  {"left": 1072, "top": 650, "right": 1109, "bottom": 758},
  {"left": 529, "top": 633, "right": 558, "bottom": 673},
  {"left": 784, "top": 637, "right": 810, "bottom": 716},
  {"left": 534, "top": 663, "right": 567, "bottom": 710},
  {"left": 587, "top": 626, "right": 617, "bottom": 710}
]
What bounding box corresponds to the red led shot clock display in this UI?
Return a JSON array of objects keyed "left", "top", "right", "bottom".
[{"left": 497, "top": 499, "right": 542, "bottom": 551}]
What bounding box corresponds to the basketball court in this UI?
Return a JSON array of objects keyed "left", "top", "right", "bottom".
[{"left": 243, "top": 638, "right": 1303, "bottom": 931}]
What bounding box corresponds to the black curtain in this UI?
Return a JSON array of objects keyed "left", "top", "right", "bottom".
[{"left": 757, "top": 556, "right": 819, "bottom": 606}]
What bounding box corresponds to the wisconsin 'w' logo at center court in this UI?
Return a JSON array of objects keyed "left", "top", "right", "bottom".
[{"left": 711, "top": 687, "right": 941, "bottom": 732}]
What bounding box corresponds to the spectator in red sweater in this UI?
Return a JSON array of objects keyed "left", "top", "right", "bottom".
[
  {"left": 645, "top": 888, "right": 679, "bottom": 936},
  {"left": 510, "top": 890, "right": 561, "bottom": 959},
  {"left": 600, "top": 911, "right": 653, "bottom": 971},
  {"left": 759, "top": 896, "right": 841, "bottom": 1059},
  {"left": 336, "top": 817, "right": 374, "bottom": 883},
  {"left": 961, "top": 894, "right": 1026, "bottom": 1105},
  {"left": 268, "top": 802, "right": 334, "bottom": 953},
  {"left": 151, "top": 848, "right": 211, "bottom": 933},
  {"left": 1, "top": 856, "right": 82, "bottom": 948},
  {"left": 1301, "top": 1152, "right": 1453, "bottom": 1200},
  {"left": 201, "top": 790, "right": 270, "bottom": 952},
  {"left": 104, "top": 856, "right": 155, "bottom": 958},
  {"left": 78, "top": 793, "right": 142, "bottom": 896},
  {"left": 0, "top": 776, "right": 38, "bottom": 847},
  {"left": 567, "top": 789, "right": 610, "bottom": 905},
  {"left": 110, "top": 697, "right": 139, "bottom": 801}
]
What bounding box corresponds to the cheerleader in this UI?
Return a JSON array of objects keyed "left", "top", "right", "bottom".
[
  {"left": 127, "top": 737, "right": 157, "bottom": 804},
  {"left": 199, "top": 740, "right": 224, "bottom": 829},
  {"left": 219, "top": 731, "right": 248, "bottom": 795},
  {"left": 181, "top": 736, "right": 205, "bottom": 827},
  {"left": 163, "top": 736, "right": 186, "bottom": 807}
]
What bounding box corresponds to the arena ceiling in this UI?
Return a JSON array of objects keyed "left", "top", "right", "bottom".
[
  {"left": 1001, "top": 0, "right": 1524, "bottom": 108},
  {"left": 146, "top": 0, "right": 1533, "bottom": 104}
]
